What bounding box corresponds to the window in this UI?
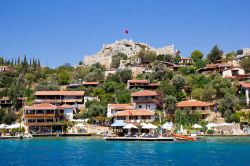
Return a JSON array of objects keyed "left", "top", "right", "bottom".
[
  {"left": 46, "top": 119, "right": 54, "bottom": 122},
  {"left": 138, "top": 105, "right": 142, "bottom": 109},
  {"left": 28, "top": 119, "right": 36, "bottom": 123},
  {"left": 191, "top": 107, "right": 196, "bottom": 110},
  {"left": 202, "top": 107, "right": 205, "bottom": 110},
  {"left": 37, "top": 119, "right": 45, "bottom": 123},
  {"left": 117, "top": 116, "right": 126, "bottom": 120}
]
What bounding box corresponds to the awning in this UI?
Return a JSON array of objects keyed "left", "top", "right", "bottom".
[{"left": 111, "top": 121, "right": 128, "bottom": 127}]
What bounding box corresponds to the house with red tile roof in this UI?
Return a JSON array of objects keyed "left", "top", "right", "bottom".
[
  {"left": 112, "top": 109, "right": 155, "bottom": 123},
  {"left": 177, "top": 100, "right": 216, "bottom": 119},
  {"left": 82, "top": 81, "right": 99, "bottom": 87},
  {"left": 179, "top": 57, "right": 193, "bottom": 64},
  {"left": 23, "top": 103, "right": 74, "bottom": 134},
  {"left": 107, "top": 103, "right": 136, "bottom": 117},
  {"left": 221, "top": 67, "right": 245, "bottom": 78},
  {"left": 34, "top": 91, "right": 85, "bottom": 107},
  {"left": 127, "top": 80, "right": 160, "bottom": 89},
  {"left": 239, "top": 82, "right": 250, "bottom": 107},
  {"left": 131, "top": 90, "right": 158, "bottom": 111},
  {"left": 0, "top": 66, "right": 10, "bottom": 72}
]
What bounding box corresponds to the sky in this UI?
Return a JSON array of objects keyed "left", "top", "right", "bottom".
[{"left": 0, "top": 0, "right": 250, "bottom": 68}]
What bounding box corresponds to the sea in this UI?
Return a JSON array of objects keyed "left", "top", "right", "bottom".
[{"left": 0, "top": 136, "right": 250, "bottom": 166}]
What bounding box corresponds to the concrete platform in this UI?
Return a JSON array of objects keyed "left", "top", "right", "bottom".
[
  {"left": 104, "top": 137, "right": 175, "bottom": 141},
  {"left": 32, "top": 133, "right": 92, "bottom": 137}
]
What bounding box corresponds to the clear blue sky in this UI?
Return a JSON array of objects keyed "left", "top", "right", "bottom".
[{"left": 1, "top": 0, "right": 250, "bottom": 68}]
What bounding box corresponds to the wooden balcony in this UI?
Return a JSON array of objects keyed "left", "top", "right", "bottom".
[
  {"left": 24, "top": 114, "right": 56, "bottom": 118},
  {"left": 25, "top": 122, "right": 66, "bottom": 126}
]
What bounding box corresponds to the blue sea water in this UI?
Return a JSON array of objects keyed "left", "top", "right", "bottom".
[{"left": 0, "top": 136, "right": 250, "bottom": 166}]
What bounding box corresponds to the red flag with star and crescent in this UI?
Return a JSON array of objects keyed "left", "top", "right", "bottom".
[{"left": 124, "top": 29, "right": 129, "bottom": 34}]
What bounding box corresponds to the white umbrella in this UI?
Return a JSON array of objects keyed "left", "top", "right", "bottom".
[
  {"left": 75, "top": 123, "right": 85, "bottom": 128},
  {"left": 192, "top": 124, "right": 202, "bottom": 129},
  {"left": 0, "top": 124, "right": 7, "bottom": 129},
  {"left": 180, "top": 125, "right": 184, "bottom": 133},
  {"left": 6, "top": 123, "right": 24, "bottom": 129},
  {"left": 206, "top": 123, "right": 218, "bottom": 128},
  {"left": 218, "top": 123, "right": 232, "bottom": 126},
  {"left": 142, "top": 123, "right": 158, "bottom": 129},
  {"left": 123, "top": 123, "right": 138, "bottom": 129},
  {"left": 162, "top": 122, "right": 173, "bottom": 130},
  {"left": 140, "top": 122, "right": 147, "bottom": 126}
]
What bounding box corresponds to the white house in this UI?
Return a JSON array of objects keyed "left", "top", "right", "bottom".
[
  {"left": 131, "top": 90, "right": 158, "bottom": 111},
  {"left": 112, "top": 109, "right": 155, "bottom": 123},
  {"left": 221, "top": 67, "right": 245, "bottom": 78},
  {"left": 239, "top": 82, "right": 250, "bottom": 107},
  {"left": 107, "top": 103, "right": 135, "bottom": 117}
]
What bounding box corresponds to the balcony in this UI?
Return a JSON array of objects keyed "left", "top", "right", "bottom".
[{"left": 24, "top": 114, "right": 56, "bottom": 118}]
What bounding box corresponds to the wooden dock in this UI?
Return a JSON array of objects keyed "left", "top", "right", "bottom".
[
  {"left": 32, "top": 133, "right": 92, "bottom": 137},
  {"left": 104, "top": 137, "right": 175, "bottom": 141}
]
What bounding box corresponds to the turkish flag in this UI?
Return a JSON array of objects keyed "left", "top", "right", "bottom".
[{"left": 124, "top": 29, "right": 129, "bottom": 34}]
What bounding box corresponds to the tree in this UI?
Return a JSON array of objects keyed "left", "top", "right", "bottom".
[
  {"left": 137, "top": 50, "right": 156, "bottom": 63},
  {"left": 173, "top": 55, "right": 181, "bottom": 64},
  {"left": 175, "top": 109, "right": 201, "bottom": 126},
  {"left": 116, "top": 89, "right": 131, "bottom": 103},
  {"left": 219, "top": 93, "right": 240, "bottom": 122},
  {"left": 156, "top": 54, "right": 173, "bottom": 62},
  {"left": 3, "top": 112, "right": 17, "bottom": 125},
  {"left": 240, "top": 57, "right": 250, "bottom": 73},
  {"left": 207, "top": 45, "right": 223, "bottom": 63},
  {"left": 172, "top": 75, "right": 186, "bottom": 90},
  {"left": 116, "top": 69, "right": 132, "bottom": 83},
  {"left": 194, "top": 59, "right": 206, "bottom": 69},
  {"left": 165, "top": 95, "right": 177, "bottom": 120},
  {"left": 225, "top": 51, "right": 237, "bottom": 60},
  {"left": 191, "top": 50, "right": 204, "bottom": 62},
  {"left": 111, "top": 52, "right": 128, "bottom": 68}
]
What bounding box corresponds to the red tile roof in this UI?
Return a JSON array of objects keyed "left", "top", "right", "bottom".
[
  {"left": 177, "top": 100, "right": 214, "bottom": 107},
  {"left": 35, "top": 91, "right": 85, "bottom": 96},
  {"left": 113, "top": 109, "right": 155, "bottom": 116},
  {"left": 25, "top": 103, "right": 73, "bottom": 110},
  {"left": 109, "top": 103, "right": 135, "bottom": 110},
  {"left": 128, "top": 80, "right": 149, "bottom": 84},
  {"left": 82, "top": 82, "right": 99, "bottom": 85},
  {"left": 180, "top": 58, "right": 192, "bottom": 60},
  {"left": 25, "top": 103, "right": 58, "bottom": 110},
  {"left": 131, "top": 90, "right": 158, "bottom": 97},
  {"left": 240, "top": 82, "right": 250, "bottom": 88}
]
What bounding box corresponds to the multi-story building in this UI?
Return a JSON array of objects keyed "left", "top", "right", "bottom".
[
  {"left": 34, "top": 91, "right": 85, "bottom": 107},
  {"left": 179, "top": 58, "right": 193, "bottom": 64},
  {"left": 23, "top": 103, "right": 74, "bottom": 134},
  {"left": 127, "top": 80, "right": 160, "bottom": 89},
  {"left": 0, "top": 97, "right": 24, "bottom": 109},
  {"left": 107, "top": 103, "right": 135, "bottom": 117},
  {"left": 131, "top": 90, "right": 158, "bottom": 111},
  {"left": 112, "top": 109, "right": 155, "bottom": 123},
  {"left": 177, "top": 100, "right": 216, "bottom": 119}
]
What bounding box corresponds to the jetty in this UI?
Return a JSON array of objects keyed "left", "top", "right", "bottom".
[{"left": 104, "top": 137, "right": 175, "bottom": 141}]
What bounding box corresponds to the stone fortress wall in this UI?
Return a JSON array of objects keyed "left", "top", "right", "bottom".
[{"left": 83, "top": 39, "right": 175, "bottom": 69}]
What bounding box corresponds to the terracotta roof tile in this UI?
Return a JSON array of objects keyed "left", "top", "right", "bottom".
[
  {"left": 131, "top": 90, "right": 158, "bottom": 97},
  {"left": 177, "top": 100, "right": 214, "bottom": 107},
  {"left": 35, "top": 91, "right": 85, "bottom": 96},
  {"left": 113, "top": 109, "right": 155, "bottom": 116},
  {"left": 240, "top": 82, "right": 250, "bottom": 88},
  {"left": 128, "top": 80, "right": 149, "bottom": 84},
  {"left": 109, "top": 103, "right": 135, "bottom": 110},
  {"left": 25, "top": 103, "right": 58, "bottom": 110},
  {"left": 82, "top": 82, "right": 99, "bottom": 85}
]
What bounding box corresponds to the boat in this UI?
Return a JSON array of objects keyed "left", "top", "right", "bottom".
[{"left": 173, "top": 134, "right": 196, "bottom": 141}]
